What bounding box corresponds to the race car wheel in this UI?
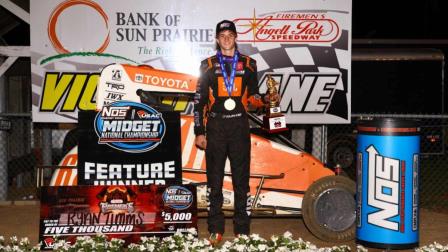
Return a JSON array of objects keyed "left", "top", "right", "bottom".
[
  {"left": 302, "top": 175, "right": 356, "bottom": 242},
  {"left": 327, "top": 138, "right": 356, "bottom": 180}
]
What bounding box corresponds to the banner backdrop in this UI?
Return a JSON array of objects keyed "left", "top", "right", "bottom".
[
  {"left": 39, "top": 185, "right": 197, "bottom": 250},
  {"left": 30, "top": 0, "right": 351, "bottom": 124}
]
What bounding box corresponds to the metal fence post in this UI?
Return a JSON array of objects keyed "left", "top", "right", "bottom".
[
  {"left": 291, "top": 129, "right": 306, "bottom": 149},
  {"left": 312, "top": 126, "right": 322, "bottom": 161},
  {"left": 321, "top": 125, "right": 327, "bottom": 164},
  {"left": 42, "top": 128, "right": 52, "bottom": 166},
  {"left": 0, "top": 62, "right": 8, "bottom": 200},
  {"left": 311, "top": 125, "right": 328, "bottom": 164}
]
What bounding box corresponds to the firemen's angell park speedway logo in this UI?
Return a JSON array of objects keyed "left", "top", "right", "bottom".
[
  {"left": 94, "top": 101, "right": 166, "bottom": 153},
  {"left": 234, "top": 10, "right": 340, "bottom": 43}
]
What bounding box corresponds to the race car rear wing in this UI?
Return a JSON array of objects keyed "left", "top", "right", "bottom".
[{"left": 97, "top": 64, "right": 197, "bottom": 110}]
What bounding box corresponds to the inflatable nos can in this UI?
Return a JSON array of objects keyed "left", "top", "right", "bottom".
[{"left": 356, "top": 118, "right": 419, "bottom": 249}]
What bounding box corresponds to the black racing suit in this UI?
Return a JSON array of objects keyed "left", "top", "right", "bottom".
[{"left": 193, "top": 52, "right": 265, "bottom": 235}]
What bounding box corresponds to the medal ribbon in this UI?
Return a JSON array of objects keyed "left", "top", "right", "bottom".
[{"left": 217, "top": 51, "right": 239, "bottom": 97}]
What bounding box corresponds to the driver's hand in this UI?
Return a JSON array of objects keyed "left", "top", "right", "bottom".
[
  {"left": 195, "top": 135, "right": 207, "bottom": 150},
  {"left": 264, "top": 93, "right": 281, "bottom": 104}
]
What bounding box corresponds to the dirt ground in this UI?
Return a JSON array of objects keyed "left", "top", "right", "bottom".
[{"left": 0, "top": 203, "right": 447, "bottom": 251}]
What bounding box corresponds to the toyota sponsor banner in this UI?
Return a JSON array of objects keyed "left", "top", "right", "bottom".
[
  {"left": 96, "top": 63, "right": 197, "bottom": 109},
  {"left": 31, "top": 0, "right": 351, "bottom": 124},
  {"left": 39, "top": 185, "right": 197, "bottom": 250}
]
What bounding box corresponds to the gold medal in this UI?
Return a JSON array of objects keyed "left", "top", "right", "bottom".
[{"left": 224, "top": 98, "right": 236, "bottom": 111}]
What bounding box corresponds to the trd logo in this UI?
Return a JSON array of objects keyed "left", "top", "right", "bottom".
[
  {"left": 259, "top": 73, "right": 343, "bottom": 113},
  {"left": 106, "top": 92, "right": 124, "bottom": 100},
  {"left": 106, "top": 82, "right": 124, "bottom": 90},
  {"left": 366, "top": 145, "right": 401, "bottom": 231}
]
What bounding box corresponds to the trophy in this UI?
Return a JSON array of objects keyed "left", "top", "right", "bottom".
[{"left": 263, "top": 75, "right": 287, "bottom": 133}]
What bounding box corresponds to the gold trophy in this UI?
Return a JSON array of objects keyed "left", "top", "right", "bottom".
[{"left": 263, "top": 75, "right": 287, "bottom": 133}]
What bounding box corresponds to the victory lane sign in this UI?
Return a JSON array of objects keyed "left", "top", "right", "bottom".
[{"left": 78, "top": 101, "right": 182, "bottom": 186}]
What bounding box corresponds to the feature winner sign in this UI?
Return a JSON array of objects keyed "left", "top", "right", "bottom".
[
  {"left": 39, "top": 185, "right": 197, "bottom": 250},
  {"left": 31, "top": 0, "right": 351, "bottom": 124},
  {"left": 78, "top": 102, "right": 182, "bottom": 185}
]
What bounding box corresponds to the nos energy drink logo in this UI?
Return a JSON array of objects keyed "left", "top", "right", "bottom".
[
  {"left": 366, "top": 145, "right": 404, "bottom": 232},
  {"left": 94, "top": 101, "right": 165, "bottom": 153}
]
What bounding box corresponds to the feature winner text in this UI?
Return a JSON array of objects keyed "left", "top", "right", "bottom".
[{"left": 83, "top": 161, "right": 175, "bottom": 185}]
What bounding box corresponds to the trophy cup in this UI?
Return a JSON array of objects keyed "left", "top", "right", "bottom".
[{"left": 263, "top": 75, "right": 287, "bottom": 133}]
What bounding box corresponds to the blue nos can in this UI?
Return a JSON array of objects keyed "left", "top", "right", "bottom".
[{"left": 356, "top": 118, "right": 419, "bottom": 249}]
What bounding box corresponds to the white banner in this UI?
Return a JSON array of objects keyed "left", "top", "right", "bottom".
[{"left": 31, "top": 0, "right": 351, "bottom": 123}]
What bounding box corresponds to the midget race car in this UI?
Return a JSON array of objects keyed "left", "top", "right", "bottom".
[{"left": 48, "top": 64, "right": 356, "bottom": 242}]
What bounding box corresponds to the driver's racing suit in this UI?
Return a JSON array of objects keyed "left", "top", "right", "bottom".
[{"left": 193, "top": 52, "right": 265, "bottom": 235}]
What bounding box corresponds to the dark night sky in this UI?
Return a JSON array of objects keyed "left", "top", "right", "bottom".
[{"left": 353, "top": 0, "right": 448, "bottom": 39}]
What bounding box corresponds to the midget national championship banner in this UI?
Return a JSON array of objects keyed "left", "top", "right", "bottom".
[
  {"left": 39, "top": 185, "right": 197, "bottom": 250},
  {"left": 31, "top": 0, "right": 351, "bottom": 124},
  {"left": 77, "top": 106, "right": 182, "bottom": 186}
]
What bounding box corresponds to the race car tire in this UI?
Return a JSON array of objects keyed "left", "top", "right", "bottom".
[{"left": 302, "top": 175, "right": 356, "bottom": 242}]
